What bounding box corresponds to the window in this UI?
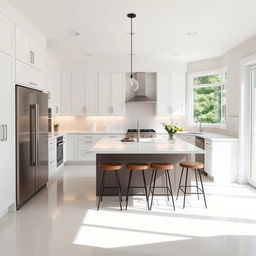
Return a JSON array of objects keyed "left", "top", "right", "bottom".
[{"left": 189, "top": 69, "right": 227, "bottom": 126}]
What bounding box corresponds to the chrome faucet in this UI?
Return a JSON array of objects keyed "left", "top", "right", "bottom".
[
  {"left": 199, "top": 120, "right": 203, "bottom": 133},
  {"left": 137, "top": 120, "right": 140, "bottom": 142}
]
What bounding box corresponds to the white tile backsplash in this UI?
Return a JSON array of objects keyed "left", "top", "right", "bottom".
[{"left": 54, "top": 103, "right": 185, "bottom": 133}]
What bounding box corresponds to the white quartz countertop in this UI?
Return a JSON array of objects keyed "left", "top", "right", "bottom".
[
  {"left": 48, "top": 131, "right": 125, "bottom": 139},
  {"left": 90, "top": 138, "right": 205, "bottom": 154},
  {"left": 177, "top": 131, "right": 238, "bottom": 141}
]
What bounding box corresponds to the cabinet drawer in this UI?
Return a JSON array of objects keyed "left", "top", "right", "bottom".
[{"left": 77, "top": 150, "right": 96, "bottom": 161}]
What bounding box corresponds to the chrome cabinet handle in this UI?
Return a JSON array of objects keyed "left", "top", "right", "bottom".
[
  {"left": 83, "top": 106, "right": 87, "bottom": 113},
  {"left": 30, "top": 51, "right": 35, "bottom": 64},
  {"left": 4, "top": 125, "right": 7, "bottom": 141},
  {"left": 29, "top": 82, "right": 38, "bottom": 86},
  {"left": 109, "top": 106, "right": 113, "bottom": 114},
  {"left": 56, "top": 106, "right": 58, "bottom": 113},
  {"left": 0, "top": 125, "right": 4, "bottom": 141}
]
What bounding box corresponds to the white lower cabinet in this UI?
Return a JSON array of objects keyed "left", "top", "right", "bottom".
[
  {"left": 48, "top": 137, "right": 57, "bottom": 178},
  {"left": 67, "top": 135, "right": 77, "bottom": 161},
  {"left": 67, "top": 133, "right": 124, "bottom": 162},
  {"left": 204, "top": 139, "right": 238, "bottom": 183}
]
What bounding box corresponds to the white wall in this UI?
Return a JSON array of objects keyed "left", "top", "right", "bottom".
[{"left": 187, "top": 35, "right": 256, "bottom": 136}]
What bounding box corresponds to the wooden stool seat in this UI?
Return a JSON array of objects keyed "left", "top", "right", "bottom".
[
  {"left": 180, "top": 161, "right": 204, "bottom": 169},
  {"left": 99, "top": 163, "right": 122, "bottom": 171},
  {"left": 151, "top": 163, "right": 174, "bottom": 170},
  {"left": 126, "top": 163, "right": 149, "bottom": 171}
]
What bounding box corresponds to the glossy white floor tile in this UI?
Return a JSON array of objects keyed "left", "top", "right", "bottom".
[{"left": 0, "top": 165, "right": 256, "bottom": 256}]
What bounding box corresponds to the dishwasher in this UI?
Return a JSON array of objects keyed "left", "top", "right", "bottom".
[{"left": 195, "top": 136, "right": 207, "bottom": 176}]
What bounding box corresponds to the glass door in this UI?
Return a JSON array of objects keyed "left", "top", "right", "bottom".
[{"left": 250, "top": 66, "right": 256, "bottom": 185}]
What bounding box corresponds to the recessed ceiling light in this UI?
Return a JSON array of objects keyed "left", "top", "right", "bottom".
[
  {"left": 84, "top": 52, "right": 93, "bottom": 56},
  {"left": 69, "top": 30, "right": 80, "bottom": 36},
  {"left": 187, "top": 31, "right": 197, "bottom": 36},
  {"left": 170, "top": 53, "right": 180, "bottom": 56}
]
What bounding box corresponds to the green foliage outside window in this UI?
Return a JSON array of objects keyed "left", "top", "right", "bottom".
[{"left": 193, "top": 74, "right": 226, "bottom": 124}]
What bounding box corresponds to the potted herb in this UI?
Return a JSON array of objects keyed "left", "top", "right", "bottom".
[
  {"left": 53, "top": 123, "right": 60, "bottom": 132},
  {"left": 162, "top": 123, "right": 183, "bottom": 143}
]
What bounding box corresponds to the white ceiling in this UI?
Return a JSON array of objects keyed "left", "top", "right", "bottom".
[{"left": 7, "top": 0, "right": 256, "bottom": 65}]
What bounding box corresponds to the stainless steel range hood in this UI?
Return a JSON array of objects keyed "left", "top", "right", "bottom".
[{"left": 127, "top": 72, "right": 156, "bottom": 103}]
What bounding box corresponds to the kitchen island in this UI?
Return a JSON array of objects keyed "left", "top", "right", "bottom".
[{"left": 90, "top": 137, "right": 205, "bottom": 196}]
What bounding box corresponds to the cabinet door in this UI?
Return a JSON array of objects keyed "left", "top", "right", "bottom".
[
  {"left": 16, "top": 60, "right": 43, "bottom": 89},
  {"left": 29, "top": 39, "right": 44, "bottom": 71},
  {"left": 98, "top": 73, "right": 111, "bottom": 115},
  {"left": 16, "top": 26, "right": 30, "bottom": 64},
  {"left": 60, "top": 73, "right": 72, "bottom": 115},
  {"left": 0, "top": 14, "right": 14, "bottom": 56},
  {"left": 85, "top": 72, "right": 98, "bottom": 115},
  {"left": 67, "top": 135, "right": 77, "bottom": 161},
  {"left": 0, "top": 52, "right": 15, "bottom": 212},
  {"left": 170, "top": 73, "right": 185, "bottom": 115},
  {"left": 205, "top": 140, "right": 212, "bottom": 176},
  {"left": 156, "top": 73, "right": 171, "bottom": 115},
  {"left": 111, "top": 73, "right": 125, "bottom": 115},
  {"left": 49, "top": 67, "right": 61, "bottom": 115},
  {"left": 71, "top": 73, "right": 85, "bottom": 115}
]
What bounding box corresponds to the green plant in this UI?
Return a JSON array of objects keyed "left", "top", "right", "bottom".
[
  {"left": 162, "top": 123, "right": 180, "bottom": 135},
  {"left": 53, "top": 123, "right": 59, "bottom": 128}
]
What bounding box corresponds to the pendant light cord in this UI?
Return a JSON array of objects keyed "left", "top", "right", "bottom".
[{"left": 130, "top": 16, "right": 133, "bottom": 79}]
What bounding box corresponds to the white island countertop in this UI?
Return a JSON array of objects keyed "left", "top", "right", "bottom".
[{"left": 90, "top": 138, "right": 205, "bottom": 154}]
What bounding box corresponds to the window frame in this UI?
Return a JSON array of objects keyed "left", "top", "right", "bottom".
[{"left": 187, "top": 67, "right": 227, "bottom": 128}]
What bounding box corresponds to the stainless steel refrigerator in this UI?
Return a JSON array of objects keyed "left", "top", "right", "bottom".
[{"left": 16, "top": 86, "right": 48, "bottom": 209}]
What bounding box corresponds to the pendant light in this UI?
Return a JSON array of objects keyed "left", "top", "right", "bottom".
[{"left": 127, "top": 13, "right": 139, "bottom": 92}]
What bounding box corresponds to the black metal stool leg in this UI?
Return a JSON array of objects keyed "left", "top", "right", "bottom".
[
  {"left": 142, "top": 170, "right": 150, "bottom": 210},
  {"left": 164, "top": 171, "right": 169, "bottom": 201},
  {"left": 183, "top": 168, "right": 189, "bottom": 209},
  {"left": 125, "top": 170, "right": 133, "bottom": 210},
  {"left": 198, "top": 169, "right": 207, "bottom": 208},
  {"left": 115, "top": 171, "right": 122, "bottom": 211},
  {"left": 166, "top": 170, "right": 175, "bottom": 211},
  {"left": 149, "top": 169, "right": 155, "bottom": 195},
  {"left": 195, "top": 168, "right": 200, "bottom": 200},
  {"left": 97, "top": 170, "right": 106, "bottom": 210},
  {"left": 150, "top": 170, "right": 157, "bottom": 210},
  {"left": 176, "top": 167, "right": 184, "bottom": 200}
]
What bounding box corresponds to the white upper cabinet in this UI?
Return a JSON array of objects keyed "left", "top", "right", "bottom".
[
  {"left": 0, "top": 13, "right": 14, "bottom": 56},
  {"left": 84, "top": 73, "right": 98, "bottom": 115},
  {"left": 47, "top": 64, "right": 61, "bottom": 115},
  {"left": 16, "top": 26, "right": 44, "bottom": 71},
  {"left": 61, "top": 72, "right": 72, "bottom": 115},
  {"left": 98, "top": 72, "right": 125, "bottom": 116},
  {"left": 60, "top": 72, "right": 125, "bottom": 116},
  {"left": 16, "top": 60, "right": 44, "bottom": 90},
  {"left": 171, "top": 73, "right": 185, "bottom": 115},
  {"left": 111, "top": 73, "right": 126, "bottom": 115},
  {"left": 156, "top": 73, "right": 170, "bottom": 115},
  {"left": 156, "top": 72, "right": 185, "bottom": 116},
  {"left": 71, "top": 72, "right": 85, "bottom": 116},
  {"left": 99, "top": 73, "right": 112, "bottom": 115}
]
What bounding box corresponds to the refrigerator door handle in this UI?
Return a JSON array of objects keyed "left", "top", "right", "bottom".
[
  {"left": 30, "top": 104, "right": 37, "bottom": 166},
  {"left": 35, "top": 104, "right": 39, "bottom": 166}
]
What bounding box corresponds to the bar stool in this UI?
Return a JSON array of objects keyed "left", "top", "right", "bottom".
[
  {"left": 125, "top": 163, "right": 150, "bottom": 210},
  {"left": 149, "top": 163, "right": 175, "bottom": 211},
  {"left": 176, "top": 161, "right": 207, "bottom": 208},
  {"left": 97, "top": 163, "right": 123, "bottom": 211}
]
